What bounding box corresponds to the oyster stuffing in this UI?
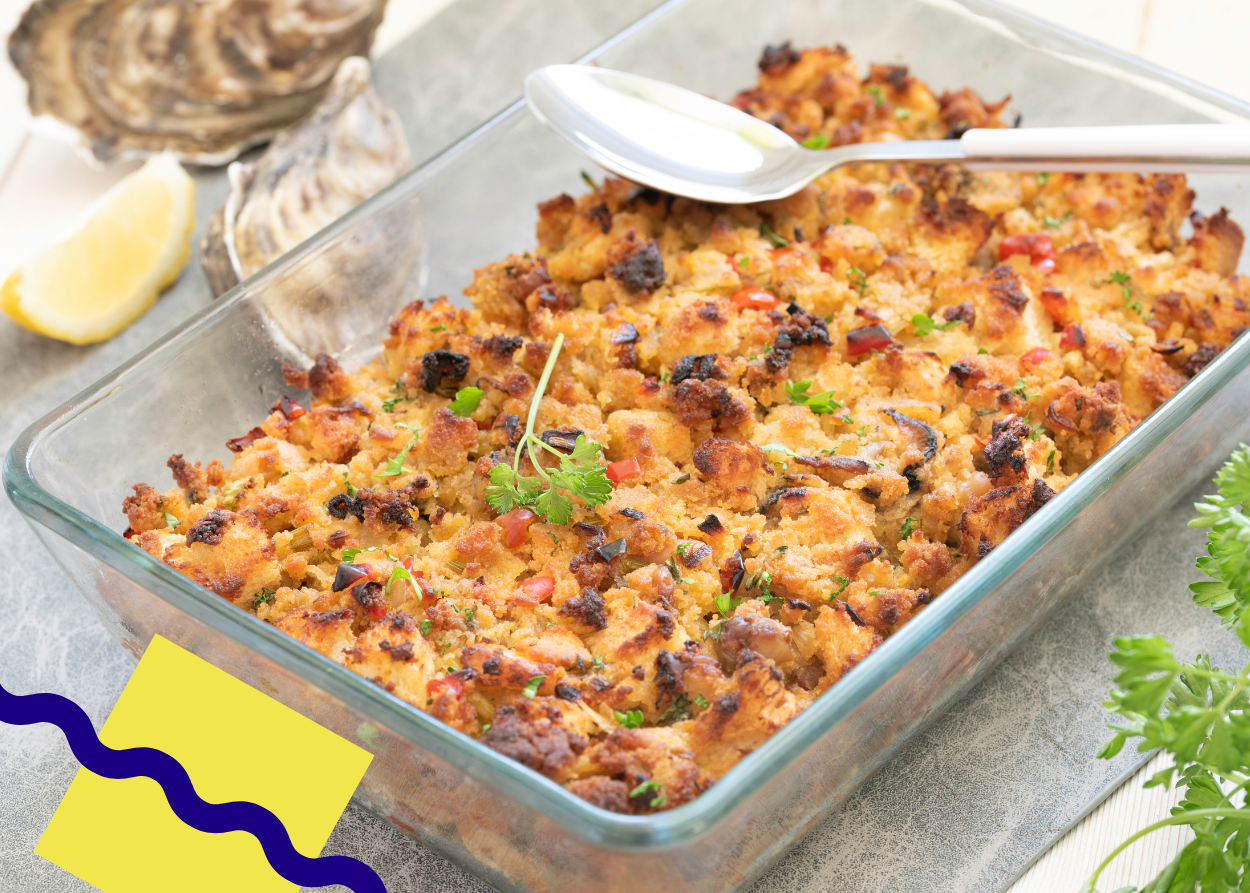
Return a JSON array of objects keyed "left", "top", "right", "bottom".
[{"left": 8, "top": 0, "right": 388, "bottom": 164}]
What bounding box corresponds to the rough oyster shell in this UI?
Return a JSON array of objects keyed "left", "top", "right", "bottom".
[
  {"left": 200, "top": 55, "right": 410, "bottom": 296},
  {"left": 8, "top": 0, "right": 387, "bottom": 165}
]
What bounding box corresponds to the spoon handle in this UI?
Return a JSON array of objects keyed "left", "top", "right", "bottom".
[{"left": 961, "top": 124, "right": 1250, "bottom": 173}]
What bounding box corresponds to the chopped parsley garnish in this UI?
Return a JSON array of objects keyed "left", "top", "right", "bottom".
[
  {"left": 581, "top": 170, "right": 598, "bottom": 190},
  {"left": 484, "top": 333, "right": 613, "bottom": 526},
  {"left": 911, "top": 312, "right": 959, "bottom": 337},
  {"left": 163, "top": 512, "right": 179, "bottom": 529},
  {"left": 591, "top": 655, "right": 605, "bottom": 670},
  {"left": 856, "top": 424, "right": 869, "bottom": 437},
  {"left": 893, "top": 107, "right": 910, "bottom": 120},
  {"left": 694, "top": 694, "right": 710, "bottom": 709},
  {"left": 714, "top": 592, "right": 743, "bottom": 615},
  {"left": 1036, "top": 172, "right": 1050, "bottom": 185},
  {"left": 801, "top": 134, "right": 831, "bottom": 150},
  {"left": 253, "top": 588, "right": 276, "bottom": 607},
  {"left": 847, "top": 266, "right": 869, "bottom": 297},
  {"left": 418, "top": 619, "right": 432, "bottom": 635},
  {"left": 391, "top": 376, "right": 406, "bottom": 394},
  {"left": 760, "top": 221, "right": 790, "bottom": 248},
  {"left": 429, "top": 324, "right": 447, "bottom": 332},
  {"left": 342, "top": 471, "right": 357, "bottom": 496},
  {"left": 866, "top": 84, "right": 884, "bottom": 107},
  {"left": 630, "top": 779, "right": 667, "bottom": 808},
  {"left": 375, "top": 422, "right": 420, "bottom": 478},
  {"left": 738, "top": 256, "right": 751, "bottom": 269},
  {"left": 786, "top": 380, "right": 843, "bottom": 414},
  {"left": 828, "top": 576, "right": 850, "bottom": 600},
  {"left": 1043, "top": 210, "right": 1073, "bottom": 229},
  {"left": 1046, "top": 449, "right": 1056, "bottom": 475},
  {"left": 521, "top": 675, "right": 545, "bottom": 698},
  {"left": 977, "top": 347, "right": 989, "bottom": 355},
  {"left": 448, "top": 386, "right": 483, "bottom": 418},
  {"left": 341, "top": 546, "right": 380, "bottom": 562},
  {"left": 1100, "top": 270, "right": 1133, "bottom": 300},
  {"left": 899, "top": 518, "right": 918, "bottom": 540},
  {"left": 657, "top": 692, "right": 693, "bottom": 725},
  {"left": 613, "top": 709, "right": 645, "bottom": 728},
  {"left": 745, "top": 568, "right": 776, "bottom": 603},
  {"left": 1012, "top": 378, "right": 1039, "bottom": 401},
  {"left": 381, "top": 396, "right": 405, "bottom": 413}
]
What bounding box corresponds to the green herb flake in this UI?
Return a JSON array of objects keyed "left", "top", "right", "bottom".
[
  {"left": 163, "top": 512, "right": 180, "bottom": 529},
  {"left": 1043, "top": 210, "right": 1073, "bottom": 229},
  {"left": 977, "top": 347, "right": 989, "bottom": 355},
  {"left": 694, "top": 694, "right": 710, "bottom": 709},
  {"left": 1046, "top": 449, "right": 1056, "bottom": 475},
  {"left": 375, "top": 423, "right": 420, "bottom": 478},
  {"left": 738, "top": 256, "right": 751, "bottom": 270},
  {"left": 342, "top": 471, "right": 357, "bottom": 496},
  {"left": 856, "top": 424, "right": 869, "bottom": 437},
  {"left": 591, "top": 655, "right": 605, "bottom": 670},
  {"left": 714, "top": 592, "right": 743, "bottom": 616},
  {"left": 899, "top": 518, "right": 918, "bottom": 540},
  {"left": 760, "top": 221, "right": 790, "bottom": 248},
  {"left": 381, "top": 396, "right": 404, "bottom": 413},
  {"left": 448, "top": 386, "right": 484, "bottom": 418},
  {"left": 801, "top": 133, "right": 831, "bottom": 150},
  {"left": 911, "top": 312, "right": 960, "bottom": 337},
  {"left": 894, "top": 107, "right": 910, "bottom": 120},
  {"left": 786, "top": 379, "right": 843, "bottom": 414},
  {"left": 828, "top": 576, "right": 850, "bottom": 600},
  {"left": 629, "top": 780, "right": 667, "bottom": 809},
  {"left": 429, "top": 324, "right": 447, "bottom": 332},
  {"left": 613, "top": 709, "right": 645, "bottom": 729},
  {"left": 847, "top": 266, "right": 869, "bottom": 297},
  {"left": 253, "top": 588, "right": 276, "bottom": 607},
  {"left": 1037, "top": 172, "right": 1050, "bottom": 185},
  {"left": 521, "top": 675, "right": 545, "bottom": 698},
  {"left": 866, "top": 84, "right": 884, "bottom": 107},
  {"left": 1012, "top": 378, "right": 1039, "bottom": 401},
  {"left": 581, "top": 170, "right": 598, "bottom": 190},
  {"left": 418, "top": 619, "right": 432, "bottom": 635}
]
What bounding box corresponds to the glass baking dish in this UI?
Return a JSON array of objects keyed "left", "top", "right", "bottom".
[{"left": 8, "top": 1, "right": 1250, "bottom": 890}]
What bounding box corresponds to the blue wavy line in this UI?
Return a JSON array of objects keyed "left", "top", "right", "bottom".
[{"left": 1, "top": 682, "right": 385, "bottom": 893}]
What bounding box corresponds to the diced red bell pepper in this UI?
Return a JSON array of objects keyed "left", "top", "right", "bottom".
[
  {"left": 1038, "top": 287, "right": 1069, "bottom": 324},
  {"left": 513, "top": 576, "right": 555, "bottom": 607},
  {"left": 606, "top": 458, "right": 641, "bottom": 486},
  {"left": 819, "top": 256, "right": 834, "bottom": 274},
  {"left": 1020, "top": 347, "right": 1051, "bottom": 366},
  {"left": 497, "top": 507, "right": 537, "bottom": 548},
  {"left": 730, "top": 287, "right": 781, "bottom": 312},
  {"left": 998, "top": 232, "right": 1056, "bottom": 267},
  {"left": 846, "top": 323, "right": 895, "bottom": 356},
  {"left": 1059, "top": 323, "right": 1088, "bottom": 349},
  {"left": 426, "top": 675, "right": 465, "bottom": 699}
]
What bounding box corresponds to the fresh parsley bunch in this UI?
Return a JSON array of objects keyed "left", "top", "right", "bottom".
[
  {"left": 483, "top": 333, "right": 612, "bottom": 526},
  {"left": 1084, "top": 444, "right": 1250, "bottom": 893}
]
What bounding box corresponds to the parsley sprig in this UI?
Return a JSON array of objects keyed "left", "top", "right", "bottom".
[
  {"left": 484, "top": 333, "right": 612, "bottom": 526},
  {"left": 911, "top": 312, "right": 960, "bottom": 337},
  {"left": 786, "top": 380, "right": 843, "bottom": 414},
  {"left": 448, "top": 386, "right": 483, "bottom": 418},
  {"left": 375, "top": 423, "right": 419, "bottom": 478},
  {"left": 1083, "top": 444, "right": 1250, "bottom": 893}
]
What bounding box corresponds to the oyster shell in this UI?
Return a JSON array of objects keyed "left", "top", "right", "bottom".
[
  {"left": 8, "top": 0, "right": 387, "bottom": 165},
  {"left": 200, "top": 55, "right": 410, "bottom": 296}
]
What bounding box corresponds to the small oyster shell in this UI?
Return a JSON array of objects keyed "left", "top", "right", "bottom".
[
  {"left": 8, "top": 0, "right": 387, "bottom": 165},
  {"left": 200, "top": 55, "right": 410, "bottom": 296}
]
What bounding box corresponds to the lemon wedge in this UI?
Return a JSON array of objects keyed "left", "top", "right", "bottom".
[{"left": 0, "top": 153, "right": 195, "bottom": 345}]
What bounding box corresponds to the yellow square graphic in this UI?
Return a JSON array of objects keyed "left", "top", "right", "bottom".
[{"left": 35, "top": 635, "right": 372, "bottom": 893}]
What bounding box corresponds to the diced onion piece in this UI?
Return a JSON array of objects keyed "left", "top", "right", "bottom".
[
  {"left": 497, "top": 507, "right": 537, "bottom": 548},
  {"left": 730, "top": 287, "right": 781, "bottom": 311},
  {"left": 605, "top": 458, "right": 641, "bottom": 486},
  {"left": 513, "top": 576, "right": 555, "bottom": 607}
]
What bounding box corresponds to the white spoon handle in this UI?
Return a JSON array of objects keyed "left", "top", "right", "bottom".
[{"left": 961, "top": 124, "right": 1250, "bottom": 173}]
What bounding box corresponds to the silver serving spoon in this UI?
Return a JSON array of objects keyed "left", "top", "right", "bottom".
[{"left": 524, "top": 64, "right": 1250, "bottom": 204}]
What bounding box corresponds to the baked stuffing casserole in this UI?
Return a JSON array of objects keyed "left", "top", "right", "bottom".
[{"left": 123, "top": 44, "right": 1249, "bottom": 813}]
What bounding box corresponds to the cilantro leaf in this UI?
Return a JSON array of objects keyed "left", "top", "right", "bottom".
[
  {"left": 614, "top": 709, "right": 644, "bottom": 728},
  {"left": 448, "top": 386, "right": 483, "bottom": 418},
  {"left": 375, "top": 423, "right": 419, "bottom": 477},
  {"left": 786, "top": 380, "right": 843, "bottom": 414},
  {"left": 911, "top": 312, "right": 960, "bottom": 337}
]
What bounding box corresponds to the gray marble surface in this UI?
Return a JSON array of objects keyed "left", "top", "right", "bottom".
[{"left": 1, "top": 2, "right": 1245, "bottom": 892}]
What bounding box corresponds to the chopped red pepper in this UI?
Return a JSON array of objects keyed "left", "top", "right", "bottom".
[
  {"left": 1038, "top": 287, "right": 1069, "bottom": 324},
  {"left": 605, "top": 458, "right": 641, "bottom": 486},
  {"left": 998, "top": 233, "right": 1056, "bottom": 267},
  {"left": 846, "top": 323, "right": 895, "bottom": 356},
  {"left": 513, "top": 576, "right": 555, "bottom": 607},
  {"left": 730, "top": 287, "right": 781, "bottom": 312},
  {"left": 818, "top": 256, "right": 834, "bottom": 274},
  {"left": 1020, "top": 347, "right": 1051, "bottom": 366},
  {"left": 426, "top": 675, "right": 465, "bottom": 699},
  {"left": 1059, "top": 323, "right": 1088, "bottom": 349},
  {"left": 497, "top": 507, "right": 537, "bottom": 548},
  {"left": 272, "top": 395, "right": 307, "bottom": 420}
]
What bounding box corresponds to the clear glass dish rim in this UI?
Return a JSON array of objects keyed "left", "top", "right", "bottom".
[{"left": 7, "top": 0, "right": 1250, "bottom": 851}]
